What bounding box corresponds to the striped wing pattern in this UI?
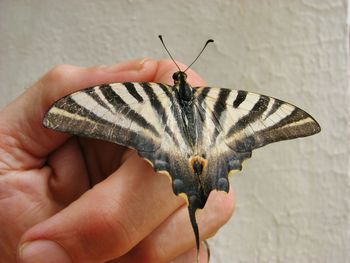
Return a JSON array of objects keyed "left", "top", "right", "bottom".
[
  {"left": 195, "top": 86, "right": 320, "bottom": 152},
  {"left": 191, "top": 87, "right": 320, "bottom": 199},
  {"left": 44, "top": 82, "right": 173, "bottom": 151},
  {"left": 44, "top": 80, "right": 320, "bottom": 213},
  {"left": 43, "top": 82, "right": 320, "bottom": 258}
]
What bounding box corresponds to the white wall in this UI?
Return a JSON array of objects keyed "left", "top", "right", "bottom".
[{"left": 0, "top": 1, "right": 348, "bottom": 262}]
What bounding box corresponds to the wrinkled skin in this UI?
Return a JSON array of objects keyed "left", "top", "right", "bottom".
[{"left": 0, "top": 59, "right": 235, "bottom": 263}]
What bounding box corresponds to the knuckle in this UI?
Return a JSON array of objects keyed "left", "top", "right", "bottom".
[{"left": 45, "top": 64, "right": 77, "bottom": 83}]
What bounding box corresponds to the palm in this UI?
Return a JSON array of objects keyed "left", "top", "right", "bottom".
[{"left": 0, "top": 134, "right": 128, "bottom": 259}]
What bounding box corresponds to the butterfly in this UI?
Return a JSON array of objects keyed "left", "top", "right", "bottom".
[{"left": 43, "top": 36, "right": 321, "bottom": 262}]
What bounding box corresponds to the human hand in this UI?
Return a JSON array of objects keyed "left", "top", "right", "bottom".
[{"left": 0, "top": 59, "right": 235, "bottom": 263}]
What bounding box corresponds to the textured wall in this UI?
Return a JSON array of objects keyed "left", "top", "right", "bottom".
[{"left": 0, "top": 1, "right": 348, "bottom": 262}]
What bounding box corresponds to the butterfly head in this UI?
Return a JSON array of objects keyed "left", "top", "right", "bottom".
[
  {"left": 173, "top": 71, "right": 193, "bottom": 101},
  {"left": 172, "top": 71, "right": 187, "bottom": 85}
]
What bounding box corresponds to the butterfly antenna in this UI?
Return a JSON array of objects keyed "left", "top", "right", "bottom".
[
  {"left": 184, "top": 38, "right": 214, "bottom": 72},
  {"left": 158, "top": 35, "right": 181, "bottom": 71}
]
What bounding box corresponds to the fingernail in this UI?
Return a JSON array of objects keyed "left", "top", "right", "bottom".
[
  {"left": 139, "top": 57, "right": 152, "bottom": 67},
  {"left": 19, "top": 240, "right": 72, "bottom": 263}
]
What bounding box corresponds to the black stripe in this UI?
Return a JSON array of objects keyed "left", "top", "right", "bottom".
[
  {"left": 158, "top": 83, "right": 173, "bottom": 98},
  {"left": 100, "top": 84, "right": 160, "bottom": 136},
  {"left": 232, "top": 107, "right": 313, "bottom": 152},
  {"left": 141, "top": 82, "right": 190, "bottom": 147},
  {"left": 263, "top": 107, "right": 305, "bottom": 132},
  {"left": 233, "top": 90, "right": 247, "bottom": 108},
  {"left": 141, "top": 82, "right": 168, "bottom": 123},
  {"left": 227, "top": 95, "right": 270, "bottom": 138},
  {"left": 123, "top": 82, "right": 144, "bottom": 103},
  {"left": 47, "top": 108, "right": 156, "bottom": 151},
  {"left": 211, "top": 89, "right": 231, "bottom": 141},
  {"left": 263, "top": 99, "right": 283, "bottom": 120},
  {"left": 213, "top": 89, "right": 230, "bottom": 123},
  {"left": 84, "top": 87, "right": 112, "bottom": 111},
  {"left": 164, "top": 125, "right": 180, "bottom": 146},
  {"left": 140, "top": 82, "right": 187, "bottom": 145},
  {"left": 140, "top": 83, "right": 180, "bottom": 145},
  {"left": 196, "top": 87, "right": 211, "bottom": 102},
  {"left": 234, "top": 109, "right": 312, "bottom": 151},
  {"left": 194, "top": 87, "right": 211, "bottom": 129},
  {"left": 100, "top": 84, "right": 126, "bottom": 106},
  {"left": 55, "top": 96, "right": 114, "bottom": 127},
  {"left": 156, "top": 83, "right": 181, "bottom": 146}
]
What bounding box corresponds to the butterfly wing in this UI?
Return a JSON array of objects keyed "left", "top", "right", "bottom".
[
  {"left": 44, "top": 81, "right": 200, "bottom": 202},
  {"left": 43, "top": 82, "right": 176, "bottom": 152},
  {"left": 194, "top": 86, "right": 321, "bottom": 195}
]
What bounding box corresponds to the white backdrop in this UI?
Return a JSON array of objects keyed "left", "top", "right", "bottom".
[{"left": 0, "top": 1, "right": 348, "bottom": 262}]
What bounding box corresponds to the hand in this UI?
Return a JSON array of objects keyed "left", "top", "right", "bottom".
[{"left": 0, "top": 59, "right": 235, "bottom": 263}]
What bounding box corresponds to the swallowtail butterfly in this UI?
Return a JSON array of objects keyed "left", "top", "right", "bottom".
[{"left": 43, "top": 36, "right": 321, "bottom": 261}]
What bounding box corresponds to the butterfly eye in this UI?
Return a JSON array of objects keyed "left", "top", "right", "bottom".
[
  {"left": 172, "top": 72, "right": 180, "bottom": 81},
  {"left": 173, "top": 71, "right": 188, "bottom": 82}
]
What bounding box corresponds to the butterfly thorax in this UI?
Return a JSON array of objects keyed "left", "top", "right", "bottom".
[{"left": 173, "top": 71, "right": 199, "bottom": 148}]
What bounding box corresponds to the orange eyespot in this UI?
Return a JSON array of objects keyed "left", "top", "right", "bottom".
[{"left": 189, "top": 155, "right": 207, "bottom": 175}]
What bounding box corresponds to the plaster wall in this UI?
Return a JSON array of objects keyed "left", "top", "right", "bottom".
[{"left": 0, "top": 1, "right": 348, "bottom": 262}]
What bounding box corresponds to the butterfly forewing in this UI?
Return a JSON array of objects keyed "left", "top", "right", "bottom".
[
  {"left": 44, "top": 82, "right": 173, "bottom": 151},
  {"left": 194, "top": 86, "right": 320, "bottom": 153}
]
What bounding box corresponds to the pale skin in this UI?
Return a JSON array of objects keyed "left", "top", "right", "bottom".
[{"left": 0, "top": 59, "right": 235, "bottom": 263}]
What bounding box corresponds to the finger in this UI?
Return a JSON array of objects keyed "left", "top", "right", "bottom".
[
  {"left": 171, "top": 241, "right": 210, "bottom": 263},
  {"left": 114, "top": 189, "right": 234, "bottom": 263},
  {"left": 18, "top": 151, "right": 184, "bottom": 263},
  {"left": 0, "top": 58, "right": 158, "bottom": 168},
  {"left": 46, "top": 137, "right": 90, "bottom": 205},
  {"left": 108, "top": 241, "right": 210, "bottom": 263}
]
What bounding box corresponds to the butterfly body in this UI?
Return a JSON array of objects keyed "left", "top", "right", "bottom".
[{"left": 43, "top": 69, "right": 320, "bottom": 259}]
